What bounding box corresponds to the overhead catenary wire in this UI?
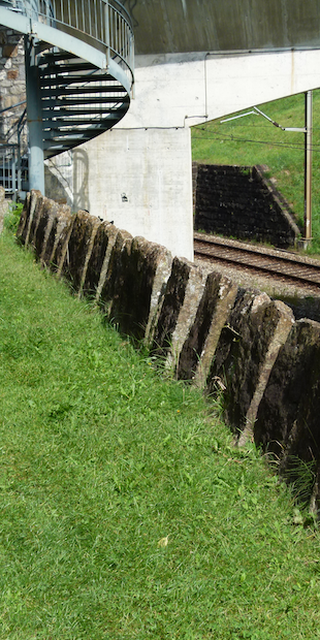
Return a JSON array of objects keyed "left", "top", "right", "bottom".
[{"left": 192, "top": 129, "right": 320, "bottom": 153}]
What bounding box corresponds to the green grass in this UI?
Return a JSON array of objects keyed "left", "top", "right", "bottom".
[
  {"left": 1, "top": 229, "right": 320, "bottom": 639},
  {"left": 192, "top": 90, "right": 320, "bottom": 254}
]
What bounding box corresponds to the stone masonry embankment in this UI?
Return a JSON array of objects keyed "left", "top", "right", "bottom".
[
  {"left": 194, "top": 164, "right": 300, "bottom": 249},
  {"left": 16, "top": 191, "right": 320, "bottom": 513}
]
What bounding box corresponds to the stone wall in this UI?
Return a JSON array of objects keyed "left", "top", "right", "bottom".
[
  {"left": 0, "top": 27, "right": 26, "bottom": 143},
  {"left": 16, "top": 191, "right": 320, "bottom": 514},
  {"left": 194, "top": 164, "right": 300, "bottom": 249}
]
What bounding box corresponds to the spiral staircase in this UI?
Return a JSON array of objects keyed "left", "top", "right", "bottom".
[{"left": 0, "top": 0, "right": 134, "bottom": 195}]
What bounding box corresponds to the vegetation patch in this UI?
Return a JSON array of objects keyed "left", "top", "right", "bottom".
[
  {"left": 192, "top": 90, "right": 320, "bottom": 255},
  {"left": 1, "top": 230, "right": 320, "bottom": 639}
]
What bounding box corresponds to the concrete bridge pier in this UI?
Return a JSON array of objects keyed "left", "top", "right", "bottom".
[
  {"left": 73, "top": 126, "right": 194, "bottom": 261},
  {"left": 47, "top": 47, "right": 320, "bottom": 261}
]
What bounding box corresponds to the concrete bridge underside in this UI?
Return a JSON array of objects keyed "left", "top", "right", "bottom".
[{"left": 48, "top": 0, "right": 320, "bottom": 260}]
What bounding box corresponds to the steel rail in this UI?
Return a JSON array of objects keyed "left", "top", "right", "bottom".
[{"left": 194, "top": 234, "right": 320, "bottom": 290}]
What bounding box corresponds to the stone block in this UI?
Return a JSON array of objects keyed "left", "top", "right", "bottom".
[
  {"left": 28, "top": 193, "right": 46, "bottom": 248},
  {"left": 51, "top": 212, "right": 75, "bottom": 276},
  {"left": 151, "top": 257, "right": 206, "bottom": 370},
  {"left": 16, "top": 190, "right": 41, "bottom": 245},
  {"left": 107, "top": 236, "right": 173, "bottom": 342},
  {"left": 3, "top": 44, "right": 18, "bottom": 57},
  {"left": 32, "top": 197, "right": 61, "bottom": 261},
  {"left": 0, "top": 185, "right": 8, "bottom": 234},
  {"left": 7, "top": 69, "right": 18, "bottom": 80},
  {"left": 82, "top": 221, "right": 117, "bottom": 299},
  {"left": 177, "top": 270, "right": 238, "bottom": 386},
  {"left": 254, "top": 319, "right": 320, "bottom": 464},
  {"left": 207, "top": 289, "right": 294, "bottom": 440},
  {"left": 59, "top": 211, "right": 100, "bottom": 292},
  {"left": 99, "top": 229, "right": 133, "bottom": 318}
]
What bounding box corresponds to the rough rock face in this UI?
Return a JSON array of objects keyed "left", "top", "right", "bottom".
[
  {"left": 82, "top": 222, "right": 118, "bottom": 299},
  {"left": 59, "top": 211, "right": 100, "bottom": 291},
  {"left": 207, "top": 289, "right": 294, "bottom": 438},
  {"left": 99, "top": 228, "right": 133, "bottom": 317},
  {"left": 106, "top": 236, "right": 173, "bottom": 342},
  {"left": 151, "top": 257, "right": 206, "bottom": 369},
  {"left": 32, "top": 197, "right": 61, "bottom": 261},
  {"left": 16, "top": 190, "right": 41, "bottom": 245},
  {"left": 0, "top": 186, "right": 8, "bottom": 234},
  {"left": 194, "top": 164, "right": 299, "bottom": 248},
  {"left": 254, "top": 319, "right": 320, "bottom": 461},
  {"left": 41, "top": 204, "right": 71, "bottom": 267},
  {"left": 177, "top": 270, "right": 238, "bottom": 385}
]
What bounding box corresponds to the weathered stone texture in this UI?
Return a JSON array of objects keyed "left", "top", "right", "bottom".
[
  {"left": 151, "top": 257, "right": 206, "bottom": 370},
  {"left": 207, "top": 289, "right": 294, "bottom": 437},
  {"left": 0, "top": 28, "right": 26, "bottom": 144},
  {"left": 52, "top": 214, "right": 75, "bottom": 276},
  {"left": 254, "top": 319, "right": 320, "bottom": 462},
  {"left": 60, "top": 211, "right": 100, "bottom": 292},
  {"left": 40, "top": 204, "right": 70, "bottom": 266},
  {"left": 0, "top": 185, "right": 8, "bottom": 234},
  {"left": 177, "top": 270, "right": 238, "bottom": 385},
  {"left": 82, "top": 221, "right": 118, "bottom": 299},
  {"left": 99, "top": 229, "right": 133, "bottom": 317},
  {"left": 194, "top": 164, "right": 299, "bottom": 248},
  {"left": 106, "top": 236, "right": 173, "bottom": 342},
  {"left": 16, "top": 190, "right": 41, "bottom": 245}
]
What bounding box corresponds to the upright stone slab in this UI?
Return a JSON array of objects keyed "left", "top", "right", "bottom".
[
  {"left": 59, "top": 211, "right": 100, "bottom": 292},
  {"left": 254, "top": 319, "right": 320, "bottom": 463},
  {"left": 207, "top": 288, "right": 294, "bottom": 440},
  {"left": 99, "top": 228, "right": 133, "bottom": 317},
  {"left": 151, "top": 257, "right": 206, "bottom": 370},
  {"left": 40, "top": 203, "right": 71, "bottom": 266},
  {"left": 177, "top": 270, "right": 238, "bottom": 385},
  {"left": 108, "top": 236, "right": 173, "bottom": 342},
  {"left": 82, "top": 221, "right": 118, "bottom": 300},
  {"left": 16, "top": 190, "right": 41, "bottom": 245},
  {"left": 27, "top": 193, "right": 45, "bottom": 249},
  {"left": 32, "top": 197, "right": 61, "bottom": 261},
  {"left": 0, "top": 186, "right": 8, "bottom": 235},
  {"left": 51, "top": 212, "right": 75, "bottom": 276}
]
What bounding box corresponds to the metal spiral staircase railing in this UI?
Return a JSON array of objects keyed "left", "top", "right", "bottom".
[{"left": 0, "top": 0, "right": 134, "bottom": 195}]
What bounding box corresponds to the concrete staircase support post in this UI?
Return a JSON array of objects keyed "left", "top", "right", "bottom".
[{"left": 25, "top": 35, "right": 45, "bottom": 195}]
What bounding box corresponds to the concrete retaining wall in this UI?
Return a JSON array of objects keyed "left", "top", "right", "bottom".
[
  {"left": 16, "top": 191, "right": 320, "bottom": 513},
  {"left": 194, "top": 164, "right": 300, "bottom": 249}
]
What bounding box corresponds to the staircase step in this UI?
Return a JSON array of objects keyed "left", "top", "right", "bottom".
[
  {"left": 42, "top": 95, "right": 129, "bottom": 107},
  {"left": 42, "top": 104, "right": 128, "bottom": 116},
  {"left": 39, "top": 61, "right": 95, "bottom": 75},
  {"left": 40, "top": 84, "right": 126, "bottom": 98},
  {"left": 40, "top": 74, "right": 114, "bottom": 89}
]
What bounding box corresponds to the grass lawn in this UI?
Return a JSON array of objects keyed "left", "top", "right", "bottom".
[
  {"left": 1, "top": 227, "right": 320, "bottom": 639},
  {"left": 192, "top": 90, "right": 320, "bottom": 254}
]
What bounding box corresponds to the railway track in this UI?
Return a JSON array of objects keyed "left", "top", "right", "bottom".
[{"left": 194, "top": 233, "right": 320, "bottom": 292}]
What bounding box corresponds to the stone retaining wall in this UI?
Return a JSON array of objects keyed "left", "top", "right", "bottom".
[
  {"left": 194, "top": 164, "right": 300, "bottom": 249},
  {"left": 0, "top": 27, "right": 26, "bottom": 143},
  {"left": 16, "top": 191, "right": 320, "bottom": 513}
]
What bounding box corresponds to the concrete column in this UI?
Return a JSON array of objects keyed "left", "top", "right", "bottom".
[
  {"left": 69, "top": 127, "right": 194, "bottom": 261},
  {"left": 25, "top": 35, "right": 45, "bottom": 195}
]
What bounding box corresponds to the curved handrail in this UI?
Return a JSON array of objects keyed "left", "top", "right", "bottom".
[{"left": 2, "top": 0, "right": 134, "bottom": 85}]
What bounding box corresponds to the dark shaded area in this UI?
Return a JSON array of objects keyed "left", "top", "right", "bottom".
[
  {"left": 82, "top": 221, "right": 114, "bottom": 298},
  {"left": 254, "top": 319, "right": 320, "bottom": 457},
  {"left": 194, "top": 164, "right": 299, "bottom": 248},
  {"left": 151, "top": 257, "right": 191, "bottom": 358},
  {"left": 177, "top": 271, "right": 222, "bottom": 380},
  {"left": 123, "top": 0, "right": 320, "bottom": 55}
]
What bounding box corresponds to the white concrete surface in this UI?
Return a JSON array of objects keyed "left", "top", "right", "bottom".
[
  {"left": 70, "top": 127, "right": 194, "bottom": 261},
  {"left": 48, "top": 48, "right": 320, "bottom": 261},
  {"left": 121, "top": 49, "right": 320, "bottom": 129}
]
